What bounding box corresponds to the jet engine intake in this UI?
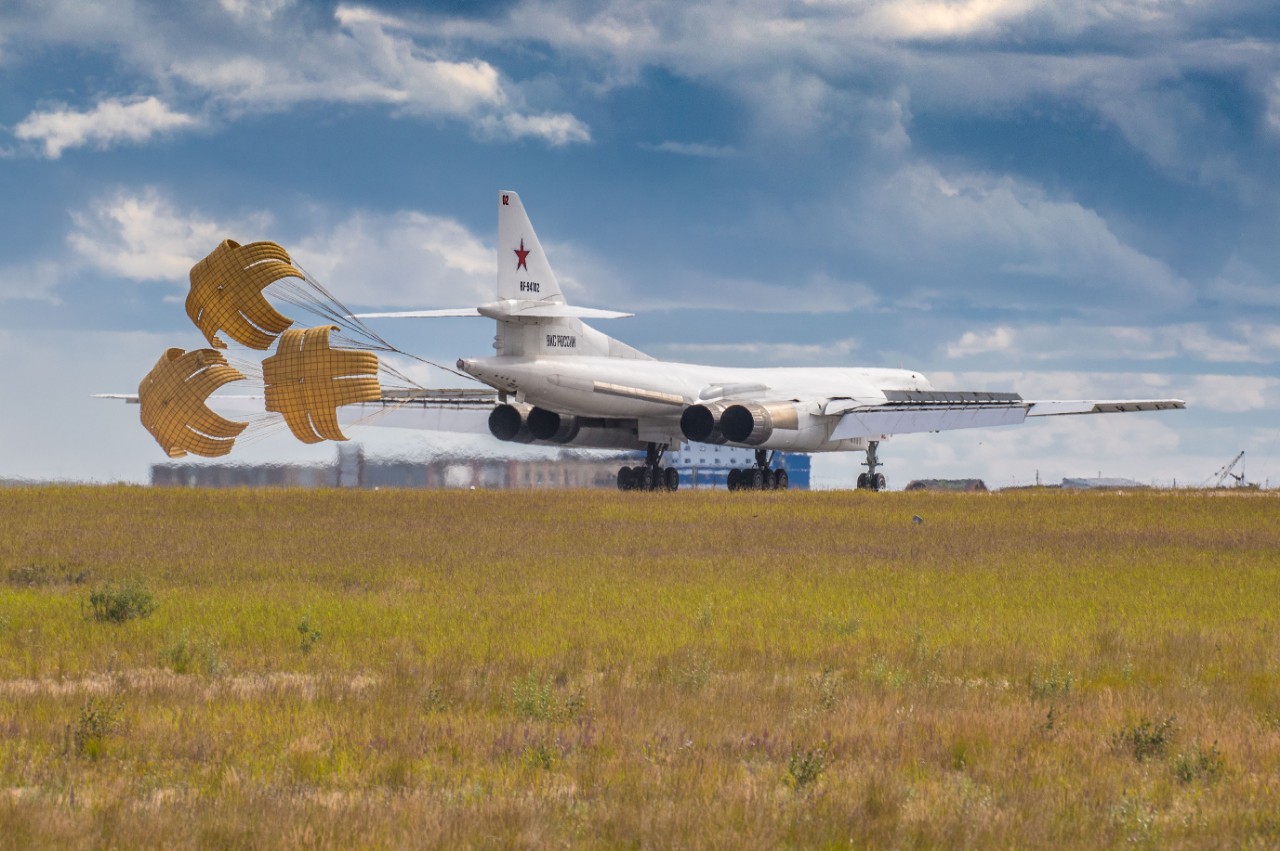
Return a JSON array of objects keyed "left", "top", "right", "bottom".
[
  {"left": 721, "top": 401, "right": 800, "bottom": 446},
  {"left": 680, "top": 402, "right": 730, "bottom": 444},
  {"left": 527, "top": 407, "right": 580, "bottom": 443},
  {"left": 488, "top": 403, "right": 536, "bottom": 443}
]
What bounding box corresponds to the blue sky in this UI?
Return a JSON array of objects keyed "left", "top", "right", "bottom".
[{"left": 2, "top": 0, "right": 1278, "bottom": 487}]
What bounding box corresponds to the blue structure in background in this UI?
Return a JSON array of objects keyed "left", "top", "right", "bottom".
[{"left": 657, "top": 444, "right": 811, "bottom": 489}]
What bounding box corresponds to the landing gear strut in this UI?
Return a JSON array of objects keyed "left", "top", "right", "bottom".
[
  {"left": 617, "top": 443, "right": 679, "bottom": 492},
  {"left": 856, "top": 440, "right": 887, "bottom": 491},
  {"left": 728, "top": 449, "right": 789, "bottom": 491}
]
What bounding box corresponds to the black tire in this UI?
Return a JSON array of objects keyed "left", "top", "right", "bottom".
[
  {"left": 761, "top": 468, "right": 775, "bottom": 489},
  {"left": 875, "top": 473, "right": 887, "bottom": 491},
  {"left": 727, "top": 469, "right": 740, "bottom": 491},
  {"left": 748, "top": 468, "right": 764, "bottom": 490},
  {"left": 665, "top": 467, "right": 680, "bottom": 491},
  {"left": 617, "top": 466, "right": 633, "bottom": 491},
  {"left": 857, "top": 472, "right": 869, "bottom": 489},
  {"left": 774, "top": 468, "right": 789, "bottom": 489},
  {"left": 640, "top": 467, "right": 654, "bottom": 491}
]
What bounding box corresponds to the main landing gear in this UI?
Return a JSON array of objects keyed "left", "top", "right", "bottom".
[
  {"left": 617, "top": 443, "right": 679, "bottom": 491},
  {"left": 856, "top": 440, "right": 887, "bottom": 491},
  {"left": 727, "top": 449, "right": 789, "bottom": 491}
]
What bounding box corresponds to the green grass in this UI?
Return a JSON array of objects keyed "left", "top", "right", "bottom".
[{"left": 1, "top": 485, "right": 1278, "bottom": 848}]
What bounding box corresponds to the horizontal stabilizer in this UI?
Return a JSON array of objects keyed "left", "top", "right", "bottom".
[
  {"left": 1026, "top": 399, "right": 1185, "bottom": 416},
  {"left": 349, "top": 309, "right": 482, "bottom": 319},
  {"left": 350, "top": 304, "right": 633, "bottom": 320},
  {"left": 501, "top": 304, "right": 633, "bottom": 319}
]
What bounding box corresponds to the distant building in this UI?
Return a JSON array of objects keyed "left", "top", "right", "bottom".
[
  {"left": 152, "top": 442, "right": 812, "bottom": 490},
  {"left": 1061, "top": 477, "right": 1149, "bottom": 490},
  {"left": 154, "top": 446, "right": 632, "bottom": 490},
  {"left": 904, "top": 479, "right": 988, "bottom": 492},
  {"left": 660, "top": 444, "right": 811, "bottom": 489}
]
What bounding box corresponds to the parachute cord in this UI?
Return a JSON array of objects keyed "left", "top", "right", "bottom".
[{"left": 270, "top": 265, "right": 479, "bottom": 383}]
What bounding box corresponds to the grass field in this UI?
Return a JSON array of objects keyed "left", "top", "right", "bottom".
[{"left": 1, "top": 485, "right": 1278, "bottom": 848}]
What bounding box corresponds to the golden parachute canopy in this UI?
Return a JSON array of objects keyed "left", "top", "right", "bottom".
[
  {"left": 186, "top": 239, "right": 299, "bottom": 350},
  {"left": 138, "top": 348, "right": 248, "bottom": 458},
  {"left": 263, "top": 325, "right": 381, "bottom": 444}
]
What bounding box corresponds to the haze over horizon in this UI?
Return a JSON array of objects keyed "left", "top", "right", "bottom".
[{"left": 2, "top": 0, "right": 1278, "bottom": 488}]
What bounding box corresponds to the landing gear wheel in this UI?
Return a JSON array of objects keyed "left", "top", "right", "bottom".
[
  {"left": 617, "top": 466, "right": 634, "bottom": 491},
  {"left": 774, "top": 469, "right": 789, "bottom": 490},
  {"left": 727, "top": 469, "right": 741, "bottom": 491},
  {"left": 761, "top": 468, "right": 775, "bottom": 489},
  {"left": 639, "top": 467, "right": 654, "bottom": 491},
  {"left": 875, "top": 473, "right": 887, "bottom": 491},
  {"left": 747, "top": 468, "right": 764, "bottom": 490},
  {"left": 857, "top": 472, "right": 869, "bottom": 490},
  {"left": 665, "top": 467, "right": 680, "bottom": 491}
]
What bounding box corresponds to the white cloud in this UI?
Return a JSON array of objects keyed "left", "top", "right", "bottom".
[
  {"left": 14, "top": 96, "right": 199, "bottom": 159},
  {"left": 853, "top": 162, "right": 1192, "bottom": 312},
  {"left": 480, "top": 111, "right": 592, "bottom": 146},
  {"left": 158, "top": 5, "right": 588, "bottom": 147},
  {"left": 640, "top": 140, "right": 737, "bottom": 158},
  {"left": 1267, "top": 77, "right": 1280, "bottom": 136},
  {"left": 0, "top": 261, "right": 65, "bottom": 303},
  {"left": 219, "top": 0, "right": 294, "bottom": 21},
  {"left": 656, "top": 337, "right": 861, "bottom": 365},
  {"left": 61, "top": 188, "right": 493, "bottom": 308},
  {"left": 947, "top": 326, "right": 1016, "bottom": 357},
  {"left": 67, "top": 188, "right": 269, "bottom": 282},
  {"left": 1183, "top": 374, "right": 1280, "bottom": 413},
  {"left": 1209, "top": 256, "right": 1280, "bottom": 308},
  {"left": 859, "top": 0, "right": 1042, "bottom": 41},
  {"left": 293, "top": 210, "right": 493, "bottom": 309},
  {"left": 942, "top": 321, "right": 1280, "bottom": 365}
]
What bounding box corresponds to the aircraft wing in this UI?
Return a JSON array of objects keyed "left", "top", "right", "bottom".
[
  {"left": 830, "top": 391, "right": 1185, "bottom": 440},
  {"left": 1025, "top": 399, "right": 1186, "bottom": 416}
]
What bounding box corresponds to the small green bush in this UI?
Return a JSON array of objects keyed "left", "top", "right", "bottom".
[
  {"left": 86, "top": 580, "right": 156, "bottom": 623},
  {"left": 72, "top": 697, "right": 122, "bottom": 758},
  {"left": 511, "top": 674, "right": 586, "bottom": 722},
  {"left": 162, "top": 631, "right": 225, "bottom": 675},
  {"left": 297, "top": 614, "right": 322, "bottom": 653},
  {"left": 788, "top": 746, "right": 827, "bottom": 791},
  {"left": 1028, "top": 667, "right": 1073, "bottom": 701},
  {"left": 1111, "top": 716, "right": 1176, "bottom": 762},
  {"left": 1173, "top": 742, "right": 1223, "bottom": 784}
]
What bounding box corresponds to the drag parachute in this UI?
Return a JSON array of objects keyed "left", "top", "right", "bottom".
[
  {"left": 138, "top": 347, "right": 248, "bottom": 458},
  {"left": 262, "top": 325, "right": 381, "bottom": 444},
  {"left": 186, "top": 239, "right": 298, "bottom": 350},
  {"left": 136, "top": 237, "right": 468, "bottom": 458}
]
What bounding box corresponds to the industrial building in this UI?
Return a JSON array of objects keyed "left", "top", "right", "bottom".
[{"left": 152, "top": 443, "right": 811, "bottom": 490}]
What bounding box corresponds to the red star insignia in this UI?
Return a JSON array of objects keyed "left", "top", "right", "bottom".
[{"left": 514, "top": 238, "right": 530, "bottom": 271}]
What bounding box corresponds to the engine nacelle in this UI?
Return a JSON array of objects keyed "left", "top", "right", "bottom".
[
  {"left": 527, "top": 407, "right": 581, "bottom": 443},
  {"left": 488, "top": 403, "right": 536, "bottom": 443},
  {"left": 720, "top": 401, "right": 800, "bottom": 446},
  {"left": 680, "top": 402, "right": 731, "bottom": 444},
  {"left": 502, "top": 405, "right": 647, "bottom": 449}
]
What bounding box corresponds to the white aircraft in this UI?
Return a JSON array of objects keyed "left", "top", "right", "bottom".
[{"left": 353, "top": 190, "right": 1185, "bottom": 491}]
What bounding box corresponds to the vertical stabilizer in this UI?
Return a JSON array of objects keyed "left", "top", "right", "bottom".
[{"left": 498, "top": 191, "right": 565, "bottom": 305}]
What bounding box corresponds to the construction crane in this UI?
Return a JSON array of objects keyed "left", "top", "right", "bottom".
[{"left": 1206, "top": 451, "right": 1246, "bottom": 488}]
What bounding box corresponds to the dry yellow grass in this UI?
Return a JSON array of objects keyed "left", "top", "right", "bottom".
[{"left": 1, "top": 485, "right": 1278, "bottom": 848}]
